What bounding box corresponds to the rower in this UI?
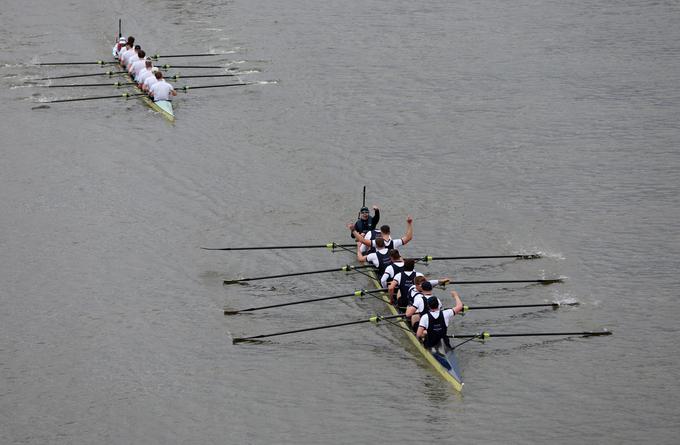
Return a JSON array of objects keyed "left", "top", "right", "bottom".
[
  {"left": 403, "top": 277, "right": 451, "bottom": 324},
  {"left": 351, "top": 205, "right": 380, "bottom": 238},
  {"left": 136, "top": 60, "right": 155, "bottom": 86},
  {"left": 416, "top": 292, "right": 463, "bottom": 351},
  {"left": 124, "top": 45, "right": 142, "bottom": 70},
  {"left": 117, "top": 36, "right": 135, "bottom": 62},
  {"left": 148, "top": 71, "right": 177, "bottom": 102},
  {"left": 112, "top": 36, "right": 126, "bottom": 58},
  {"left": 390, "top": 263, "right": 450, "bottom": 311},
  {"left": 351, "top": 215, "right": 413, "bottom": 252},
  {"left": 142, "top": 67, "right": 160, "bottom": 92},
  {"left": 356, "top": 237, "right": 392, "bottom": 276},
  {"left": 379, "top": 249, "right": 404, "bottom": 289},
  {"left": 128, "top": 50, "right": 146, "bottom": 77},
  {"left": 388, "top": 258, "right": 420, "bottom": 309}
]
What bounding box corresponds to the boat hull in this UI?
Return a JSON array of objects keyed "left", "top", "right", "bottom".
[{"left": 368, "top": 269, "right": 464, "bottom": 391}]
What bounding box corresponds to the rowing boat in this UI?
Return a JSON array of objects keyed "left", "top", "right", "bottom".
[
  {"left": 365, "top": 268, "right": 464, "bottom": 391},
  {"left": 127, "top": 71, "right": 175, "bottom": 122},
  {"left": 114, "top": 59, "right": 175, "bottom": 122}
]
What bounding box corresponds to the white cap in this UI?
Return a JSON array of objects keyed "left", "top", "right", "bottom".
[{"left": 118, "top": 37, "right": 126, "bottom": 43}]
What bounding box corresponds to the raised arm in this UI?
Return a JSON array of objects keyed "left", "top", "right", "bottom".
[
  {"left": 371, "top": 205, "right": 380, "bottom": 229},
  {"left": 401, "top": 215, "right": 413, "bottom": 245},
  {"left": 451, "top": 290, "right": 463, "bottom": 314}
]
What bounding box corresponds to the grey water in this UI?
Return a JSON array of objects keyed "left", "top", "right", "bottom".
[{"left": 1, "top": 0, "right": 679, "bottom": 443}]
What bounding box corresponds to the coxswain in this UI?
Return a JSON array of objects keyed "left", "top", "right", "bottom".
[
  {"left": 136, "top": 60, "right": 155, "bottom": 86},
  {"left": 112, "top": 36, "right": 126, "bottom": 58},
  {"left": 417, "top": 292, "right": 463, "bottom": 351},
  {"left": 355, "top": 237, "right": 392, "bottom": 276},
  {"left": 148, "top": 71, "right": 177, "bottom": 102},
  {"left": 352, "top": 205, "right": 380, "bottom": 238},
  {"left": 379, "top": 249, "right": 404, "bottom": 289},
  {"left": 350, "top": 215, "right": 413, "bottom": 252}
]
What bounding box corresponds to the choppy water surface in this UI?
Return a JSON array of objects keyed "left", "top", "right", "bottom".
[{"left": 1, "top": 0, "right": 679, "bottom": 443}]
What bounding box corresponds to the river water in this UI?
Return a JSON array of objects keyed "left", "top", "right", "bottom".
[{"left": 1, "top": 0, "right": 679, "bottom": 443}]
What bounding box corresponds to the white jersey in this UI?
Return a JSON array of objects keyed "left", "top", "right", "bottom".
[
  {"left": 130, "top": 59, "right": 146, "bottom": 78},
  {"left": 411, "top": 294, "right": 443, "bottom": 315},
  {"left": 122, "top": 50, "right": 137, "bottom": 67},
  {"left": 359, "top": 230, "right": 376, "bottom": 254},
  {"left": 136, "top": 68, "right": 153, "bottom": 85},
  {"left": 365, "top": 247, "right": 389, "bottom": 269},
  {"left": 418, "top": 308, "right": 455, "bottom": 329},
  {"left": 118, "top": 47, "right": 131, "bottom": 62},
  {"left": 126, "top": 53, "right": 140, "bottom": 70},
  {"left": 380, "top": 260, "right": 404, "bottom": 288},
  {"left": 407, "top": 279, "right": 441, "bottom": 302},
  {"left": 371, "top": 236, "right": 403, "bottom": 251},
  {"left": 149, "top": 79, "right": 175, "bottom": 101},
  {"left": 143, "top": 75, "right": 158, "bottom": 90}
]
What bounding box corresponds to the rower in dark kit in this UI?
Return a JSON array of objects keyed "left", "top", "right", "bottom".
[
  {"left": 417, "top": 292, "right": 464, "bottom": 351},
  {"left": 379, "top": 249, "right": 404, "bottom": 289},
  {"left": 355, "top": 237, "right": 392, "bottom": 276}
]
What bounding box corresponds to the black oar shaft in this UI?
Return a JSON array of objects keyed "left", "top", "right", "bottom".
[
  {"left": 167, "top": 74, "right": 237, "bottom": 80},
  {"left": 37, "top": 71, "right": 127, "bottom": 81},
  {"left": 224, "top": 288, "right": 387, "bottom": 315},
  {"left": 37, "top": 61, "right": 116, "bottom": 66},
  {"left": 449, "top": 279, "right": 562, "bottom": 285},
  {"left": 233, "top": 314, "right": 404, "bottom": 343},
  {"left": 466, "top": 303, "right": 563, "bottom": 310},
  {"left": 203, "top": 243, "right": 355, "bottom": 251},
  {"left": 45, "top": 92, "right": 144, "bottom": 103},
  {"left": 159, "top": 65, "right": 224, "bottom": 69},
  {"left": 179, "top": 83, "right": 251, "bottom": 91},
  {"left": 423, "top": 254, "right": 541, "bottom": 261},
  {"left": 152, "top": 53, "right": 218, "bottom": 59},
  {"left": 223, "top": 264, "right": 372, "bottom": 284},
  {"left": 454, "top": 330, "right": 611, "bottom": 339},
  {"left": 47, "top": 82, "right": 133, "bottom": 88}
]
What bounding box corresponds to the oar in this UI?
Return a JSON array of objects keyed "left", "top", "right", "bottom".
[
  {"left": 176, "top": 83, "right": 253, "bottom": 92},
  {"left": 203, "top": 242, "right": 356, "bottom": 251},
  {"left": 451, "top": 330, "right": 611, "bottom": 340},
  {"left": 149, "top": 53, "right": 221, "bottom": 59},
  {"left": 47, "top": 81, "right": 135, "bottom": 88},
  {"left": 36, "top": 71, "right": 128, "bottom": 81},
  {"left": 232, "top": 313, "right": 405, "bottom": 344},
  {"left": 444, "top": 278, "right": 563, "bottom": 285},
  {"left": 223, "top": 264, "right": 373, "bottom": 285},
  {"left": 157, "top": 64, "right": 226, "bottom": 69},
  {"left": 461, "top": 302, "right": 578, "bottom": 312},
  {"left": 418, "top": 254, "right": 541, "bottom": 261},
  {"left": 224, "top": 288, "right": 387, "bottom": 315},
  {"left": 36, "top": 61, "right": 118, "bottom": 66},
  {"left": 165, "top": 73, "right": 239, "bottom": 80},
  {"left": 42, "top": 92, "right": 146, "bottom": 103}
]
